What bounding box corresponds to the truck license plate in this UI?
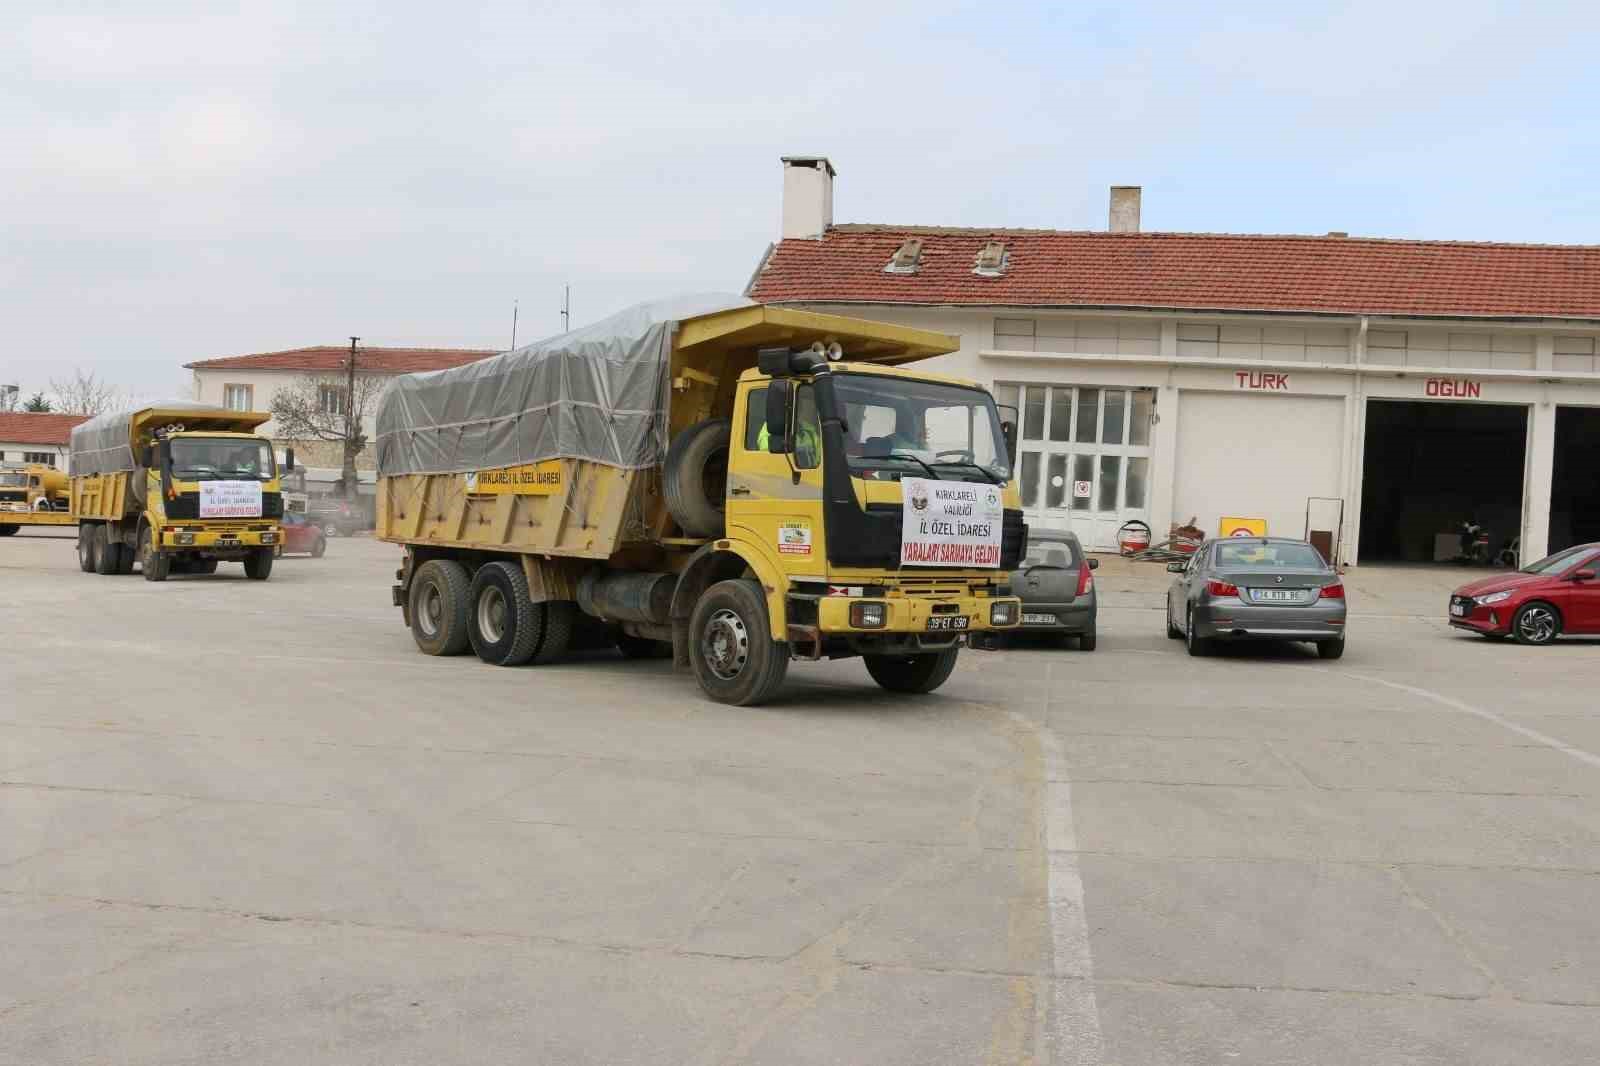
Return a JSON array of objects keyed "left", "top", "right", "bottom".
[
  {"left": 926, "top": 616, "right": 969, "bottom": 632},
  {"left": 217, "top": 538, "right": 240, "bottom": 548}
]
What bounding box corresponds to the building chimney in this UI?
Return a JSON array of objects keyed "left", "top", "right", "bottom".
[
  {"left": 781, "top": 156, "right": 835, "bottom": 239},
  {"left": 1109, "top": 186, "right": 1141, "bottom": 233}
]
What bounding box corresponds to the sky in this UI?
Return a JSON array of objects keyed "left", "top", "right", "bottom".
[{"left": 4, "top": 0, "right": 1599, "bottom": 401}]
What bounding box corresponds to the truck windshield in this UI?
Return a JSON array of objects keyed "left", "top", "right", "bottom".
[
  {"left": 169, "top": 438, "right": 275, "bottom": 482},
  {"left": 833, "top": 374, "right": 1010, "bottom": 484}
]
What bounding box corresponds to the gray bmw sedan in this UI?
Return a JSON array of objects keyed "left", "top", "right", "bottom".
[{"left": 1166, "top": 537, "right": 1347, "bottom": 659}]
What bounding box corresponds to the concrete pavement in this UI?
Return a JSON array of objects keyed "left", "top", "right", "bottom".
[{"left": 1, "top": 528, "right": 1597, "bottom": 1064}]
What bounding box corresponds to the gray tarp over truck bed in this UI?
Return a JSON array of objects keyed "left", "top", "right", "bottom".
[
  {"left": 69, "top": 401, "right": 227, "bottom": 477},
  {"left": 375, "top": 294, "right": 753, "bottom": 477}
]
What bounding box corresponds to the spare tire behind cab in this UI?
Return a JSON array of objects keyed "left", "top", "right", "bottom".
[{"left": 663, "top": 418, "right": 731, "bottom": 539}]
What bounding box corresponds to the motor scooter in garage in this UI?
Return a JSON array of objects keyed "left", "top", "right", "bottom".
[{"left": 1456, "top": 520, "right": 1492, "bottom": 566}]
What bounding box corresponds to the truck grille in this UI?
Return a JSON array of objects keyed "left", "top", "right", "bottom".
[
  {"left": 165, "top": 491, "right": 284, "bottom": 520},
  {"left": 855, "top": 505, "right": 1027, "bottom": 572}
]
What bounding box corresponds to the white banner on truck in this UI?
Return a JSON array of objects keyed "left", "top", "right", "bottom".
[
  {"left": 199, "top": 480, "right": 263, "bottom": 518},
  {"left": 900, "top": 477, "right": 1003, "bottom": 568}
]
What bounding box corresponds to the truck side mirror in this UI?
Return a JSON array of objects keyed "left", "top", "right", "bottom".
[
  {"left": 765, "top": 380, "right": 792, "bottom": 453},
  {"left": 1001, "top": 420, "right": 1017, "bottom": 462},
  {"left": 284, "top": 447, "right": 295, "bottom": 472}
]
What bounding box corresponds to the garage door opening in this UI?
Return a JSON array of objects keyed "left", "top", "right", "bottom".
[
  {"left": 1551, "top": 406, "right": 1600, "bottom": 552},
  {"left": 1359, "top": 400, "right": 1526, "bottom": 563}
]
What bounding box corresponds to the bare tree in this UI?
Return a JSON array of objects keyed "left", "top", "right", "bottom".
[
  {"left": 49, "top": 369, "right": 120, "bottom": 415},
  {"left": 268, "top": 372, "right": 387, "bottom": 499}
]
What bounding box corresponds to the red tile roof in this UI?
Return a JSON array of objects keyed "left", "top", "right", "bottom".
[
  {"left": 0, "top": 412, "right": 90, "bottom": 446},
  {"left": 747, "top": 225, "right": 1600, "bottom": 320},
  {"left": 185, "top": 346, "right": 499, "bottom": 373}
]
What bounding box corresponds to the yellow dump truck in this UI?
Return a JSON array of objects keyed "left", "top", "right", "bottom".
[
  {"left": 69, "top": 404, "right": 289, "bottom": 580},
  {"left": 0, "top": 464, "right": 75, "bottom": 534},
  {"left": 377, "top": 296, "right": 1025, "bottom": 705}
]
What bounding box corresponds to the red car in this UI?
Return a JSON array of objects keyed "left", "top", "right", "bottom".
[
  {"left": 277, "top": 512, "right": 327, "bottom": 558},
  {"left": 1449, "top": 542, "right": 1600, "bottom": 644}
]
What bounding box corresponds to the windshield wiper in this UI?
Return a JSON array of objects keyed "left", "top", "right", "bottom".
[
  {"left": 855, "top": 452, "right": 939, "bottom": 481},
  {"left": 932, "top": 459, "right": 1002, "bottom": 486}
]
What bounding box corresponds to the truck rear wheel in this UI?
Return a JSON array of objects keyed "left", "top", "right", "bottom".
[
  {"left": 533, "top": 601, "right": 576, "bottom": 664},
  {"left": 689, "top": 579, "right": 789, "bottom": 706},
  {"left": 78, "top": 525, "right": 97, "bottom": 571},
  {"left": 244, "top": 548, "right": 274, "bottom": 580},
  {"left": 410, "top": 559, "right": 471, "bottom": 656},
  {"left": 663, "top": 418, "right": 731, "bottom": 538},
  {"left": 93, "top": 526, "right": 122, "bottom": 576},
  {"left": 467, "top": 561, "right": 542, "bottom": 666},
  {"left": 864, "top": 648, "right": 960, "bottom": 694}
]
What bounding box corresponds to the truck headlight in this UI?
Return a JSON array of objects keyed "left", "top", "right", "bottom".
[
  {"left": 261, "top": 532, "right": 277, "bottom": 544},
  {"left": 990, "top": 601, "right": 1018, "bottom": 626},
  {"left": 849, "top": 601, "right": 887, "bottom": 628}
]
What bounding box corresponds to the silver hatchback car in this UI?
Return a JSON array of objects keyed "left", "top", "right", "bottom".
[{"left": 1166, "top": 537, "right": 1347, "bottom": 659}]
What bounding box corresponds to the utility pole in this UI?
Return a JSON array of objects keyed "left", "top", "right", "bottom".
[
  {"left": 561, "top": 285, "right": 570, "bottom": 333},
  {"left": 510, "top": 301, "right": 519, "bottom": 350},
  {"left": 345, "top": 336, "right": 359, "bottom": 500}
]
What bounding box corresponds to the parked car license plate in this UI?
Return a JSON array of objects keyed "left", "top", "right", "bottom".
[
  {"left": 926, "top": 616, "right": 970, "bottom": 632},
  {"left": 1023, "top": 613, "right": 1057, "bottom": 625},
  {"left": 1450, "top": 603, "right": 1467, "bottom": 617},
  {"left": 1252, "top": 589, "right": 1299, "bottom": 602}
]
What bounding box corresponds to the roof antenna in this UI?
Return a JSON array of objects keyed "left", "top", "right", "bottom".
[
  {"left": 561, "top": 284, "right": 570, "bottom": 333},
  {"left": 510, "top": 300, "right": 519, "bottom": 350}
]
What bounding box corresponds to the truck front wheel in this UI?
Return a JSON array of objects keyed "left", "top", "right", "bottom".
[
  {"left": 244, "top": 548, "right": 274, "bottom": 580},
  {"left": 689, "top": 579, "right": 789, "bottom": 706},
  {"left": 409, "top": 559, "right": 471, "bottom": 656},
  {"left": 863, "top": 648, "right": 960, "bottom": 694}
]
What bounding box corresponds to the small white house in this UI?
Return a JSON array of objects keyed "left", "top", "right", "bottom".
[
  {"left": 747, "top": 158, "right": 1600, "bottom": 565},
  {"left": 0, "top": 412, "right": 89, "bottom": 468}
]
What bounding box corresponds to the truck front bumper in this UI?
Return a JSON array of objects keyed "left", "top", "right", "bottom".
[
  {"left": 815, "top": 592, "right": 1022, "bottom": 636},
  {"left": 159, "top": 525, "right": 280, "bottom": 551}
]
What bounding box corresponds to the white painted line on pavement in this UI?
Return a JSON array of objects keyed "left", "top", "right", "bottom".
[
  {"left": 1013, "top": 666, "right": 1105, "bottom": 1066},
  {"left": 1345, "top": 672, "right": 1600, "bottom": 771}
]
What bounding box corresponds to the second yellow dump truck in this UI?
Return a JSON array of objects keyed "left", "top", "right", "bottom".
[
  {"left": 0, "top": 464, "right": 74, "bottom": 535},
  {"left": 69, "top": 404, "right": 288, "bottom": 580},
  {"left": 377, "top": 296, "right": 1025, "bottom": 705}
]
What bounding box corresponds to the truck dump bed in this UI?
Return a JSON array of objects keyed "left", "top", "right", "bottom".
[{"left": 375, "top": 296, "right": 959, "bottom": 559}]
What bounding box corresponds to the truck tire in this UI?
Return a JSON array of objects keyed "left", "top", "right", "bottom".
[
  {"left": 93, "top": 526, "right": 122, "bottom": 576},
  {"left": 864, "top": 648, "right": 960, "bottom": 694},
  {"left": 244, "top": 548, "right": 274, "bottom": 580},
  {"left": 0, "top": 524, "right": 17, "bottom": 537},
  {"left": 78, "top": 525, "right": 96, "bottom": 571},
  {"left": 143, "top": 548, "right": 171, "bottom": 582},
  {"left": 409, "top": 559, "right": 471, "bottom": 656},
  {"left": 663, "top": 418, "right": 731, "bottom": 538},
  {"left": 467, "top": 561, "right": 543, "bottom": 666},
  {"left": 689, "top": 578, "right": 789, "bottom": 706},
  {"left": 533, "top": 601, "right": 576, "bottom": 665}
]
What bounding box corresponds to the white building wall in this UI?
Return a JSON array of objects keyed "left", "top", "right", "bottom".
[
  {"left": 0, "top": 439, "right": 70, "bottom": 466},
  {"left": 784, "top": 302, "right": 1600, "bottom": 565},
  {"left": 190, "top": 368, "right": 384, "bottom": 442}
]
